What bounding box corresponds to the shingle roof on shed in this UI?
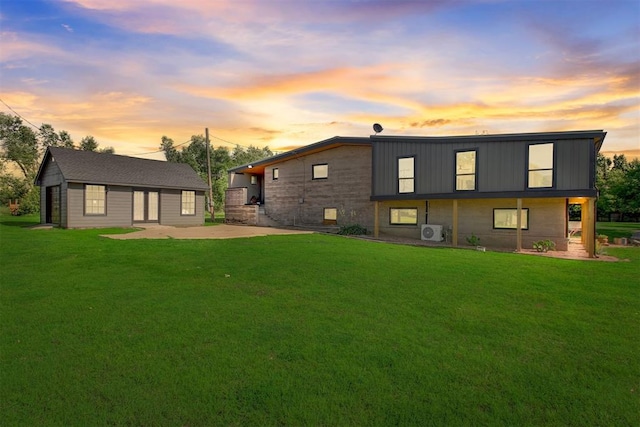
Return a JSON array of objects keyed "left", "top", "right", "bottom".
[{"left": 35, "top": 147, "right": 209, "bottom": 191}]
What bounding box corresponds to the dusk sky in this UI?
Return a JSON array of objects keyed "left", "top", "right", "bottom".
[{"left": 1, "top": 0, "right": 638, "bottom": 160}]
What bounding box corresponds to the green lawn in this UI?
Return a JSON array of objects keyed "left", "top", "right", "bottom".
[
  {"left": 1, "top": 214, "right": 639, "bottom": 426},
  {"left": 597, "top": 221, "right": 640, "bottom": 240}
]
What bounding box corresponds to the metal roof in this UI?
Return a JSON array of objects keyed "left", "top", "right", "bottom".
[{"left": 35, "top": 147, "right": 209, "bottom": 191}]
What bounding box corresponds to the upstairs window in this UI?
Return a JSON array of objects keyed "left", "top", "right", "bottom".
[
  {"left": 273, "top": 168, "right": 279, "bottom": 180},
  {"left": 398, "top": 157, "right": 414, "bottom": 193},
  {"left": 456, "top": 150, "right": 476, "bottom": 191},
  {"left": 85, "top": 185, "right": 106, "bottom": 215},
  {"left": 528, "top": 143, "right": 554, "bottom": 188},
  {"left": 181, "top": 190, "right": 195, "bottom": 215},
  {"left": 313, "top": 164, "right": 328, "bottom": 179}
]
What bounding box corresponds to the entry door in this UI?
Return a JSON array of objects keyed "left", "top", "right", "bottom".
[
  {"left": 46, "top": 186, "right": 60, "bottom": 225},
  {"left": 133, "top": 190, "right": 159, "bottom": 222}
]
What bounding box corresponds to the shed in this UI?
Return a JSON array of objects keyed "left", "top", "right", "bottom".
[{"left": 34, "top": 147, "right": 209, "bottom": 228}]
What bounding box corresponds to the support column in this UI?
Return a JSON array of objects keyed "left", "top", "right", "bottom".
[
  {"left": 374, "top": 201, "right": 379, "bottom": 238},
  {"left": 452, "top": 199, "right": 458, "bottom": 247},
  {"left": 516, "top": 198, "right": 523, "bottom": 252},
  {"left": 585, "top": 198, "right": 596, "bottom": 258}
]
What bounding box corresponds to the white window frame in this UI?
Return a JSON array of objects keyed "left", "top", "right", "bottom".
[
  {"left": 85, "top": 184, "right": 106, "bottom": 215},
  {"left": 181, "top": 190, "right": 196, "bottom": 216}
]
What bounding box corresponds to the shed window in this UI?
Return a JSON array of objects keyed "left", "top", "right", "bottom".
[
  {"left": 181, "top": 190, "right": 195, "bottom": 215},
  {"left": 85, "top": 185, "right": 106, "bottom": 215},
  {"left": 398, "top": 157, "right": 414, "bottom": 193},
  {"left": 313, "top": 164, "right": 328, "bottom": 179},
  {"left": 390, "top": 208, "right": 418, "bottom": 225},
  {"left": 456, "top": 150, "right": 476, "bottom": 191},
  {"left": 528, "top": 143, "right": 554, "bottom": 188},
  {"left": 494, "top": 208, "right": 529, "bottom": 229}
]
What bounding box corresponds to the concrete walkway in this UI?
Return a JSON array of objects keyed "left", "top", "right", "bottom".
[{"left": 102, "top": 224, "right": 313, "bottom": 240}]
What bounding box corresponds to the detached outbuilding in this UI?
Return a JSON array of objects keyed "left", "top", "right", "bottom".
[{"left": 34, "top": 147, "right": 208, "bottom": 228}]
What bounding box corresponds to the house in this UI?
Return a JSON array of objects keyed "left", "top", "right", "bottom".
[
  {"left": 34, "top": 147, "right": 209, "bottom": 228},
  {"left": 226, "top": 130, "right": 606, "bottom": 257}
]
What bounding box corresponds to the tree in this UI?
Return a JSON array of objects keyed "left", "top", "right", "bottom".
[
  {"left": 0, "top": 113, "right": 111, "bottom": 214},
  {"left": 79, "top": 136, "right": 99, "bottom": 151},
  {"left": 0, "top": 113, "right": 40, "bottom": 180},
  {"left": 160, "top": 135, "right": 273, "bottom": 212},
  {"left": 99, "top": 146, "right": 115, "bottom": 154},
  {"left": 58, "top": 130, "right": 75, "bottom": 148},
  {"left": 160, "top": 136, "right": 183, "bottom": 163}
]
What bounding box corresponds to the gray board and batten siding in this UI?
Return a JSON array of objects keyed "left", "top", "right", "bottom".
[
  {"left": 35, "top": 147, "right": 208, "bottom": 228},
  {"left": 370, "top": 130, "right": 605, "bottom": 201}
]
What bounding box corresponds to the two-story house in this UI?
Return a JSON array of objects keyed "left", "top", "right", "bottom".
[{"left": 225, "top": 130, "right": 606, "bottom": 257}]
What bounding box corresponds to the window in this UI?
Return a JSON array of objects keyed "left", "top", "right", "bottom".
[
  {"left": 312, "top": 164, "right": 328, "bottom": 179},
  {"left": 456, "top": 150, "right": 476, "bottom": 191},
  {"left": 528, "top": 143, "right": 554, "bottom": 188},
  {"left": 390, "top": 208, "right": 418, "bottom": 225},
  {"left": 250, "top": 175, "right": 257, "bottom": 185},
  {"left": 493, "top": 208, "right": 529, "bottom": 229},
  {"left": 85, "top": 185, "right": 105, "bottom": 215},
  {"left": 273, "top": 168, "right": 279, "bottom": 180},
  {"left": 324, "top": 208, "right": 337, "bottom": 224},
  {"left": 181, "top": 190, "right": 195, "bottom": 215},
  {"left": 398, "top": 157, "right": 414, "bottom": 193}
]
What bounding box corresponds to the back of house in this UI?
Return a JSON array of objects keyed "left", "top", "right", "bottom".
[{"left": 226, "top": 130, "right": 605, "bottom": 257}]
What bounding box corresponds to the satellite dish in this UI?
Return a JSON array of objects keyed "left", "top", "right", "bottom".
[{"left": 373, "top": 123, "right": 383, "bottom": 134}]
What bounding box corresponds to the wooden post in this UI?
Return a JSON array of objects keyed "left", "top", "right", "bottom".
[
  {"left": 205, "top": 128, "right": 214, "bottom": 220},
  {"left": 586, "top": 198, "right": 596, "bottom": 258},
  {"left": 452, "top": 199, "right": 458, "bottom": 247},
  {"left": 374, "top": 201, "right": 379, "bottom": 238},
  {"left": 516, "top": 198, "right": 522, "bottom": 252}
]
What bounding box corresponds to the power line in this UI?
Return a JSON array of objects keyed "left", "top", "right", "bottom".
[{"left": 0, "top": 98, "right": 40, "bottom": 129}]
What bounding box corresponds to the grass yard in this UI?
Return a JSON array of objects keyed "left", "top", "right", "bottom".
[{"left": 1, "top": 214, "right": 639, "bottom": 426}]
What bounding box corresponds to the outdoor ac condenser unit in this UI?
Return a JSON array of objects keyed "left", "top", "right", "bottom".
[{"left": 421, "top": 224, "right": 443, "bottom": 242}]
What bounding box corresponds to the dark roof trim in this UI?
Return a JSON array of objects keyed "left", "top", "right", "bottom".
[
  {"left": 371, "top": 189, "right": 598, "bottom": 201},
  {"left": 229, "top": 136, "right": 371, "bottom": 174},
  {"left": 371, "top": 130, "right": 607, "bottom": 146}
]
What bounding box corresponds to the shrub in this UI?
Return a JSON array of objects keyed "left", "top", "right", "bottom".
[
  {"left": 466, "top": 233, "right": 480, "bottom": 246},
  {"left": 337, "top": 224, "right": 367, "bottom": 235},
  {"left": 533, "top": 240, "right": 556, "bottom": 252}
]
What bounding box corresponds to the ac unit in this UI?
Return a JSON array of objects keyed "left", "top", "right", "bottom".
[{"left": 421, "top": 224, "right": 443, "bottom": 242}]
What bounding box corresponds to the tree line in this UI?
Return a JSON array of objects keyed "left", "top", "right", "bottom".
[
  {"left": 0, "top": 112, "right": 114, "bottom": 214},
  {"left": 2, "top": 110, "right": 637, "bottom": 220},
  {"left": 596, "top": 153, "right": 640, "bottom": 221},
  {"left": 0, "top": 112, "right": 272, "bottom": 215},
  {"left": 159, "top": 135, "right": 273, "bottom": 212}
]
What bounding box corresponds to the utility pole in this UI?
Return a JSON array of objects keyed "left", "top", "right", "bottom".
[{"left": 205, "top": 128, "right": 214, "bottom": 221}]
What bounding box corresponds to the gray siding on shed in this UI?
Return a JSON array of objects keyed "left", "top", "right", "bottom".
[
  {"left": 159, "top": 189, "right": 206, "bottom": 226},
  {"left": 372, "top": 135, "right": 596, "bottom": 198},
  {"left": 67, "top": 183, "right": 133, "bottom": 228}
]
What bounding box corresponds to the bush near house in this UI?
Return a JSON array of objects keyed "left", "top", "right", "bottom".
[{"left": 1, "top": 213, "right": 638, "bottom": 426}]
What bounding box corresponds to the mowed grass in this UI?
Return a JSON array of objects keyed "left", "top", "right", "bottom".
[{"left": 1, "top": 214, "right": 638, "bottom": 426}]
